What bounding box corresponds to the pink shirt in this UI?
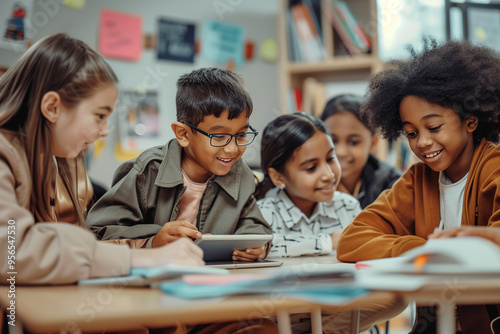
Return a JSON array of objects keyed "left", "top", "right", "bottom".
[{"left": 176, "top": 169, "right": 208, "bottom": 225}]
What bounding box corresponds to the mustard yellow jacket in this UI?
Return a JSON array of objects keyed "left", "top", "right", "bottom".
[{"left": 337, "top": 139, "right": 500, "bottom": 262}]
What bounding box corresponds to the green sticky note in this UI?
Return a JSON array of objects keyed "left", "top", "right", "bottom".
[{"left": 63, "top": 0, "right": 85, "bottom": 9}]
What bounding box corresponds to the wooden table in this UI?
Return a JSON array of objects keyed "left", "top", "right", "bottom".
[
  {"left": 397, "top": 275, "right": 500, "bottom": 334},
  {"left": 0, "top": 282, "right": 395, "bottom": 334},
  {"left": 1, "top": 254, "right": 397, "bottom": 334}
]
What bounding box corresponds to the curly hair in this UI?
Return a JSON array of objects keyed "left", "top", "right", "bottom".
[{"left": 363, "top": 39, "right": 500, "bottom": 144}]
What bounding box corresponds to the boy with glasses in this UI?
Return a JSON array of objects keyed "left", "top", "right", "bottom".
[{"left": 87, "top": 68, "right": 272, "bottom": 262}]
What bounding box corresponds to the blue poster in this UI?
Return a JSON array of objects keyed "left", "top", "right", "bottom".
[
  {"left": 157, "top": 18, "right": 195, "bottom": 63},
  {"left": 201, "top": 20, "right": 245, "bottom": 67}
]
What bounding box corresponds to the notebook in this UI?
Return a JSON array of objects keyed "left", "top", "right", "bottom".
[{"left": 78, "top": 264, "right": 229, "bottom": 286}]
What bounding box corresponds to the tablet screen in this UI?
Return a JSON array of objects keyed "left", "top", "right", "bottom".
[{"left": 195, "top": 234, "right": 273, "bottom": 261}]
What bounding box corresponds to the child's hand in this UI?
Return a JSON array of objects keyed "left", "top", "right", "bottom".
[
  {"left": 330, "top": 229, "right": 343, "bottom": 250},
  {"left": 131, "top": 238, "right": 204, "bottom": 268},
  {"left": 232, "top": 245, "right": 267, "bottom": 262},
  {"left": 152, "top": 220, "right": 201, "bottom": 248},
  {"left": 429, "top": 227, "right": 500, "bottom": 247}
]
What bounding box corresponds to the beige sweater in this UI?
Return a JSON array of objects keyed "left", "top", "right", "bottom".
[{"left": 0, "top": 131, "right": 131, "bottom": 285}]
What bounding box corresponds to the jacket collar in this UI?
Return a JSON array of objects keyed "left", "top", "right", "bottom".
[{"left": 154, "top": 139, "right": 242, "bottom": 201}]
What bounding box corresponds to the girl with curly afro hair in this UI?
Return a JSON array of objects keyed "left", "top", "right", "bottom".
[{"left": 337, "top": 39, "right": 500, "bottom": 334}]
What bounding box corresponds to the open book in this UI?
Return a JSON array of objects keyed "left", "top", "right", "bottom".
[{"left": 357, "top": 237, "right": 500, "bottom": 275}]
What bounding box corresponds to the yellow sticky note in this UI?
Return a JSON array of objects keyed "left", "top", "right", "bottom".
[
  {"left": 92, "top": 139, "right": 106, "bottom": 160},
  {"left": 115, "top": 142, "right": 141, "bottom": 162},
  {"left": 63, "top": 0, "right": 85, "bottom": 9},
  {"left": 259, "top": 38, "right": 278, "bottom": 62},
  {"left": 474, "top": 27, "right": 487, "bottom": 42}
]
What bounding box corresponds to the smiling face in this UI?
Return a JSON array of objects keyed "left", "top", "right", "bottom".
[
  {"left": 181, "top": 110, "right": 249, "bottom": 183},
  {"left": 400, "top": 95, "right": 477, "bottom": 183},
  {"left": 323, "top": 111, "right": 377, "bottom": 193},
  {"left": 274, "top": 131, "right": 341, "bottom": 216},
  {"left": 52, "top": 83, "right": 117, "bottom": 158}
]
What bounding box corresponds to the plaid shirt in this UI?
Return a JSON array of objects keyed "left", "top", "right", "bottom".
[{"left": 257, "top": 187, "right": 361, "bottom": 257}]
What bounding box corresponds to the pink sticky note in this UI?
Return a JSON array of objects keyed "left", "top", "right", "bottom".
[
  {"left": 99, "top": 9, "right": 142, "bottom": 61},
  {"left": 183, "top": 274, "right": 266, "bottom": 286}
]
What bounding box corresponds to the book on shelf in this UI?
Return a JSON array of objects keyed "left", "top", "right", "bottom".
[
  {"left": 324, "top": 0, "right": 370, "bottom": 55},
  {"left": 302, "top": 0, "right": 323, "bottom": 40},
  {"left": 286, "top": 88, "right": 303, "bottom": 113},
  {"left": 300, "top": 0, "right": 325, "bottom": 59},
  {"left": 302, "top": 76, "right": 326, "bottom": 117},
  {"left": 323, "top": 0, "right": 361, "bottom": 55},
  {"left": 294, "top": 88, "right": 303, "bottom": 111},
  {"left": 287, "top": 10, "right": 304, "bottom": 61},
  {"left": 335, "top": 1, "right": 371, "bottom": 53},
  {"left": 289, "top": 2, "right": 325, "bottom": 61},
  {"left": 287, "top": 89, "right": 297, "bottom": 113}
]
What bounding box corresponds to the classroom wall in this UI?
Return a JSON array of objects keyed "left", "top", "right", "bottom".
[{"left": 0, "top": 0, "right": 280, "bottom": 188}]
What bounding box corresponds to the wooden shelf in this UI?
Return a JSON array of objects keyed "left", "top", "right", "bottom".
[
  {"left": 286, "top": 54, "right": 378, "bottom": 74},
  {"left": 278, "top": 0, "right": 381, "bottom": 114}
]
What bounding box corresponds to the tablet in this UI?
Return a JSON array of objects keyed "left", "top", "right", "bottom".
[
  {"left": 204, "top": 259, "right": 283, "bottom": 269},
  {"left": 195, "top": 234, "right": 273, "bottom": 262}
]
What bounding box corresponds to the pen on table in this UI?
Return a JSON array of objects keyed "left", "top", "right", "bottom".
[{"left": 413, "top": 254, "right": 428, "bottom": 274}]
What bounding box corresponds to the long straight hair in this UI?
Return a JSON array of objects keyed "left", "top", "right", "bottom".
[{"left": 0, "top": 33, "right": 118, "bottom": 226}]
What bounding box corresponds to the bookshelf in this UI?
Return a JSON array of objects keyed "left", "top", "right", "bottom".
[{"left": 278, "top": 0, "right": 383, "bottom": 115}]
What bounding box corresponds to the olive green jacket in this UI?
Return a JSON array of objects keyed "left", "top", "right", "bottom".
[{"left": 88, "top": 139, "right": 271, "bottom": 242}]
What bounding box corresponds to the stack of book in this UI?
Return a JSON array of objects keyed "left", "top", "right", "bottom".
[
  {"left": 324, "top": 0, "right": 372, "bottom": 55},
  {"left": 287, "top": 0, "right": 325, "bottom": 62}
]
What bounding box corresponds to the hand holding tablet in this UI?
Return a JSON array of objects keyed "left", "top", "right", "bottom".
[
  {"left": 194, "top": 234, "right": 282, "bottom": 269},
  {"left": 194, "top": 234, "right": 272, "bottom": 261}
]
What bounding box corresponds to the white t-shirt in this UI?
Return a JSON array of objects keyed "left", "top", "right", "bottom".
[{"left": 438, "top": 171, "right": 468, "bottom": 230}]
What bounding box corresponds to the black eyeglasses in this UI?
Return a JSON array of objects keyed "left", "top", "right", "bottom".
[{"left": 183, "top": 121, "right": 258, "bottom": 147}]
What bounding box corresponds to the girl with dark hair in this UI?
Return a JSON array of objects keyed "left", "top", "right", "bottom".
[
  {"left": 321, "top": 94, "right": 402, "bottom": 208},
  {"left": 256, "top": 112, "right": 361, "bottom": 258},
  {"left": 256, "top": 113, "right": 405, "bottom": 334}
]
